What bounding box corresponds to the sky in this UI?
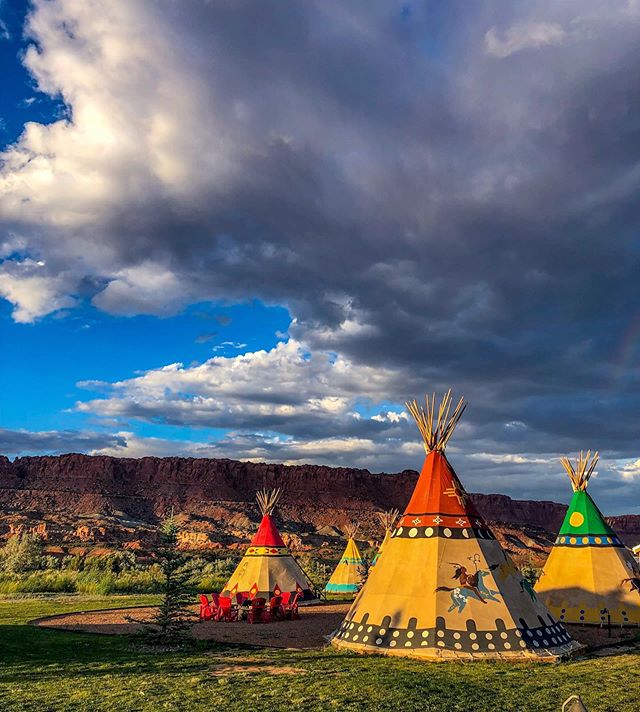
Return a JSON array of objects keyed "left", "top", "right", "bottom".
[{"left": 1, "top": 1, "right": 640, "bottom": 514}]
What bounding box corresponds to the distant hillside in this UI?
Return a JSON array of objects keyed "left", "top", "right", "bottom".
[{"left": 1, "top": 454, "right": 639, "bottom": 564}]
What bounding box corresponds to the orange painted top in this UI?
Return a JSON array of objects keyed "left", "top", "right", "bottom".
[
  {"left": 403, "top": 451, "right": 483, "bottom": 523},
  {"left": 250, "top": 514, "right": 286, "bottom": 548}
]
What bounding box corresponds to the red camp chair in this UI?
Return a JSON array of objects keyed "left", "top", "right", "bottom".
[
  {"left": 266, "top": 595, "right": 283, "bottom": 622},
  {"left": 283, "top": 592, "right": 300, "bottom": 620},
  {"left": 216, "top": 596, "right": 239, "bottom": 622},
  {"left": 280, "top": 592, "right": 291, "bottom": 606},
  {"left": 199, "top": 594, "right": 215, "bottom": 621},
  {"left": 247, "top": 597, "right": 267, "bottom": 624},
  {"left": 210, "top": 593, "right": 221, "bottom": 618}
]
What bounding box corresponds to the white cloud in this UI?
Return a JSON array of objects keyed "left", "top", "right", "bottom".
[
  {"left": 469, "top": 452, "right": 554, "bottom": 466},
  {"left": 616, "top": 458, "right": 640, "bottom": 480},
  {"left": 75, "top": 339, "right": 406, "bottom": 434},
  {"left": 0, "top": 259, "right": 76, "bottom": 322},
  {"left": 484, "top": 22, "right": 566, "bottom": 58}
]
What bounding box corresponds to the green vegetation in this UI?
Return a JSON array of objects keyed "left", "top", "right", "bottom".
[
  {"left": 1, "top": 595, "right": 637, "bottom": 711},
  {"left": 0, "top": 533, "right": 240, "bottom": 595}
]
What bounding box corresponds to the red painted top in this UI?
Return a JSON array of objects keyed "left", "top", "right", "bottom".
[
  {"left": 402, "top": 451, "right": 484, "bottom": 526},
  {"left": 250, "top": 514, "right": 286, "bottom": 547}
]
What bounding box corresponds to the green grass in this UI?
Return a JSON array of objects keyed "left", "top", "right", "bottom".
[{"left": 0, "top": 595, "right": 638, "bottom": 711}]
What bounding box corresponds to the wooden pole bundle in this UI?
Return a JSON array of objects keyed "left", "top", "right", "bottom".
[
  {"left": 256, "top": 487, "right": 283, "bottom": 516},
  {"left": 343, "top": 522, "right": 360, "bottom": 540},
  {"left": 560, "top": 451, "right": 599, "bottom": 492},
  {"left": 406, "top": 389, "right": 466, "bottom": 453},
  {"left": 376, "top": 509, "right": 399, "bottom": 534}
]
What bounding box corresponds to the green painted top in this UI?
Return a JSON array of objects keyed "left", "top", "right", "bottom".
[{"left": 558, "top": 490, "right": 615, "bottom": 537}]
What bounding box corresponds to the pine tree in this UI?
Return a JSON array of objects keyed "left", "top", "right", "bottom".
[{"left": 131, "top": 515, "right": 196, "bottom": 645}]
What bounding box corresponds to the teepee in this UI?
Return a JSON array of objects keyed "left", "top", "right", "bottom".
[
  {"left": 324, "top": 523, "right": 365, "bottom": 597},
  {"left": 331, "top": 391, "right": 581, "bottom": 660},
  {"left": 222, "top": 488, "right": 317, "bottom": 601},
  {"left": 372, "top": 509, "right": 399, "bottom": 567},
  {"left": 535, "top": 451, "right": 640, "bottom": 625}
]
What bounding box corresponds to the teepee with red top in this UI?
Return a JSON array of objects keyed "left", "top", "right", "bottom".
[
  {"left": 222, "top": 488, "right": 317, "bottom": 601},
  {"left": 331, "top": 391, "right": 581, "bottom": 661}
]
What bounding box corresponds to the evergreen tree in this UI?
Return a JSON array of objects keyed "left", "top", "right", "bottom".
[{"left": 131, "top": 515, "right": 196, "bottom": 645}]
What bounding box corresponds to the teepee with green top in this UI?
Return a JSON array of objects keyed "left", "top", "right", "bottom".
[{"left": 535, "top": 451, "right": 640, "bottom": 625}]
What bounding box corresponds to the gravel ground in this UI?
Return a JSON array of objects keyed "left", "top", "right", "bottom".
[
  {"left": 32, "top": 602, "right": 352, "bottom": 649},
  {"left": 32, "top": 605, "right": 638, "bottom": 653}
]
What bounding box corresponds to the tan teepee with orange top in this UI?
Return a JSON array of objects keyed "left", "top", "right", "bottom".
[{"left": 331, "top": 391, "right": 581, "bottom": 660}]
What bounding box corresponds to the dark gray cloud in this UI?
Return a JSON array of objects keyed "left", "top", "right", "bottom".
[
  {"left": 2, "top": 1, "right": 640, "bottom": 511},
  {"left": 0, "top": 428, "right": 126, "bottom": 457}
]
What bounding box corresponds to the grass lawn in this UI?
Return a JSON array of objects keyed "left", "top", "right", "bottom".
[{"left": 0, "top": 596, "right": 638, "bottom": 712}]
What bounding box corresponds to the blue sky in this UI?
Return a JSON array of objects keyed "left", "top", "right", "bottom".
[{"left": 2, "top": 1, "right": 640, "bottom": 514}]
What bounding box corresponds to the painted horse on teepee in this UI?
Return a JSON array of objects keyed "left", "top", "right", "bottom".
[{"left": 331, "top": 391, "right": 581, "bottom": 660}]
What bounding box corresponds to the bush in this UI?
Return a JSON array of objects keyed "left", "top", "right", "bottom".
[{"left": 0, "top": 533, "right": 44, "bottom": 574}]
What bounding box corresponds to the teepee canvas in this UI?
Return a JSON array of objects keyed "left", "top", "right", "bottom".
[
  {"left": 535, "top": 452, "right": 640, "bottom": 626},
  {"left": 371, "top": 509, "right": 399, "bottom": 567},
  {"left": 222, "top": 488, "right": 317, "bottom": 601},
  {"left": 324, "top": 524, "right": 365, "bottom": 597},
  {"left": 332, "top": 392, "right": 581, "bottom": 660}
]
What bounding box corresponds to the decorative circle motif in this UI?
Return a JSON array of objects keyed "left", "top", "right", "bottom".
[
  {"left": 560, "top": 537, "right": 566, "bottom": 544},
  {"left": 462, "top": 529, "right": 469, "bottom": 538},
  {"left": 569, "top": 537, "right": 577, "bottom": 545},
  {"left": 437, "top": 641, "right": 445, "bottom": 648},
  {"left": 358, "top": 625, "right": 363, "bottom": 632},
  {"left": 500, "top": 632, "right": 508, "bottom": 639},
  {"left": 485, "top": 633, "right": 493, "bottom": 640},
  {"left": 488, "top": 643, "right": 495, "bottom": 650},
  {"left": 437, "top": 630, "right": 445, "bottom": 638},
  {"left": 379, "top": 628, "right": 386, "bottom": 635},
  {"left": 396, "top": 527, "right": 404, "bottom": 537},
  {"left": 454, "top": 643, "right": 462, "bottom": 650},
  {"left": 405, "top": 641, "right": 412, "bottom": 647},
  {"left": 595, "top": 537, "right": 601, "bottom": 544},
  {"left": 353, "top": 635, "right": 359, "bottom": 641},
  {"left": 515, "top": 630, "right": 522, "bottom": 638},
  {"left": 569, "top": 511, "right": 584, "bottom": 527},
  {"left": 471, "top": 643, "right": 479, "bottom": 650},
  {"left": 349, "top": 623, "right": 355, "bottom": 630},
  {"left": 533, "top": 640, "right": 540, "bottom": 647},
  {"left": 469, "top": 633, "right": 477, "bottom": 640},
  {"left": 504, "top": 642, "right": 511, "bottom": 650},
  {"left": 519, "top": 640, "right": 527, "bottom": 648},
  {"left": 407, "top": 631, "right": 414, "bottom": 639},
  {"left": 367, "top": 626, "right": 372, "bottom": 632},
  {"left": 376, "top": 638, "right": 382, "bottom": 645},
  {"left": 453, "top": 632, "right": 461, "bottom": 640},
  {"left": 408, "top": 527, "right": 418, "bottom": 538},
  {"left": 443, "top": 528, "right": 452, "bottom": 538},
  {"left": 363, "top": 636, "right": 368, "bottom": 642},
  {"left": 389, "top": 640, "right": 397, "bottom": 647},
  {"left": 392, "top": 631, "right": 400, "bottom": 638},
  {"left": 425, "top": 527, "right": 434, "bottom": 537},
  {"left": 582, "top": 537, "right": 590, "bottom": 545},
  {"left": 421, "top": 630, "right": 429, "bottom": 638}
]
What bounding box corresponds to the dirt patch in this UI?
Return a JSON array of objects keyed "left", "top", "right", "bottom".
[
  {"left": 210, "top": 663, "right": 305, "bottom": 676},
  {"left": 32, "top": 602, "right": 351, "bottom": 650},
  {"left": 565, "top": 623, "right": 640, "bottom": 651}
]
